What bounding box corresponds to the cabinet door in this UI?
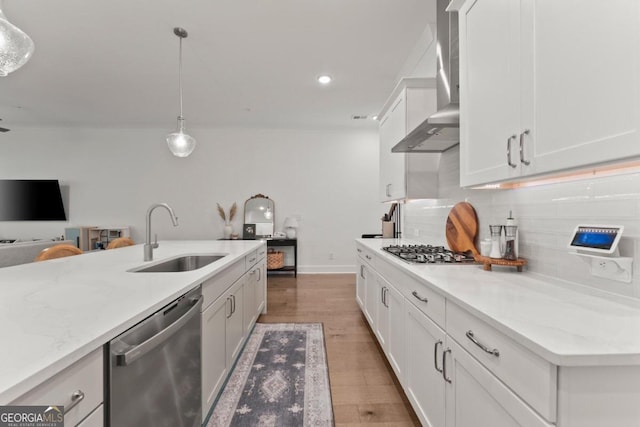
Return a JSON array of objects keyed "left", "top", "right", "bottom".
[
  {"left": 243, "top": 270, "right": 257, "bottom": 335},
  {"left": 379, "top": 93, "right": 407, "bottom": 201},
  {"left": 363, "top": 264, "right": 377, "bottom": 328},
  {"left": 255, "top": 260, "right": 266, "bottom": 314},
  {"left": 459, "top": 0, "right": 522, "bottom": 187},
  {"left": 356, "top": 257, "right": 366, "bottom": 310},
  {"left": 405, "top": 301, "right": 446, "bottom": 427},
  {"left": 77, "top": 405, "right": 104, "bottom": 427},
  {"left": 444, "top": 339, "right": 552, "bottom": 427},
  {"left": 385, "top": 281, "right": 406, "bottom": 384},
  {"left": 226, "top": 279, "right": 245, "bottom": 367},
  {"left": 374, "top": 274, "right": 389, "bottom": 349},
  {"left": 202, "top": 293, "right": 229, "bottom": 417},
  {"left": 522, "top": 0, "right": 640, "bottom": 176}
]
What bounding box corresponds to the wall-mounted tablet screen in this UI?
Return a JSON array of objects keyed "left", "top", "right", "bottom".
[{"left": 569, "top": 225, "right": 623, "bottom": 254}]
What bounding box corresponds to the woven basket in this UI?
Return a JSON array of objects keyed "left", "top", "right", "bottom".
[{"left": 267, "top": 249, "right": 284, "bottom": 270}]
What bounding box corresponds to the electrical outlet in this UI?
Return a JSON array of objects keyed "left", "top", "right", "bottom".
[
  {"left": 413, "top": 228, "right": 420, "bottom": 237},
  {"left": 329, "top": 252, "right": 335, "bottom": 260}
]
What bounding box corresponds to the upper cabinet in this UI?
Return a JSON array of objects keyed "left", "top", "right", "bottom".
[
  {"left": 379, "top": 78, "right": 440, "bottom": 202},
  {"left": 455, "top": 0, "right": 640, "bottom": 187}
]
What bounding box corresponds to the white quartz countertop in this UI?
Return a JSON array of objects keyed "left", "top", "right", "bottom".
[
  {"left": 0, "top": 240, "right": 265, "bottom": 404},
  {"left": 357, "top": 238, "right": 640, "bottom": 367}
]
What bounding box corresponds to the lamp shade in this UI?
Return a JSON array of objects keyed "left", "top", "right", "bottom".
[
  {"left": 283, "top": 217, "right": 299, "bottom": 229},
  {"left": 0, "top": 6, "right": 35, "bottom": 76}
]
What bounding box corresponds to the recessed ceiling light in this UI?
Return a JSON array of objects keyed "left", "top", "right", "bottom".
[
  {"left": 317, "top": 75, "right": 332, "bottom": 85},
  {"left": 372, "top": 115, "right": 379, "bottom": 121}
]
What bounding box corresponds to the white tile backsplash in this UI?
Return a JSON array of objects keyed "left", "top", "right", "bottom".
[{"left": 403, "top": 146, "right": 640, "bottom": 299}]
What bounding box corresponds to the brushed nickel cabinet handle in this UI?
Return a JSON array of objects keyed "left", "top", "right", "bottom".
[
  {"left": 412, "top": 291, "right": 428, "bottom": 303},
  {"left": 519, "top": 129, "right": 531, "bottom": 165},
  {"left": 226, "top": 297, "right": 233, "bottom": 318},
  {"left": 442, "top": 348, "right": 452, "bottom": 383},
  {"left": 434, "top": 340, "right": 443, "bottom": 373},
  {"left": 386, "top": 184, "right": 392, "bottom": 197},
  {"left": 466, "top": 330, "right": 500, "bottom": 357},
  {"left": 64, "top": 390, "right": 85, "bottom": 414},
  {"left": 507, "top": 135, "right": 517, "bottom": 168},
  {"left": 365, "top": 255, "right": 372, "bottom": 260},
  {"left": 383, "top": 288, "right": 389, "bottom": 308},
  {"left": 360, "top": 265, "right": 365, "bottom": 279}
]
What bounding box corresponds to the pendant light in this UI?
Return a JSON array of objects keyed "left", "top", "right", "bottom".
[
  {"left": 0, "top": 0, "right": 35, "bottom": 76},
  {"left": 166, "top": 27, "right": 196, "bottom": 157}
]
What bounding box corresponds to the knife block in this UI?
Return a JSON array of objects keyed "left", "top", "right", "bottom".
[{"left": 382, "top": 221, "right": 395, "bottom": 238}]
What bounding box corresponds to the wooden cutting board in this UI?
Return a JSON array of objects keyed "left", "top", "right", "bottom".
[{"left": 445, "top": 202, "right": 479, "bottom": 256}]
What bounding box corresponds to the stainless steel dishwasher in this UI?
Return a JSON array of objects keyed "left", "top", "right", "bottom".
[{"left": 108, "top": 286, "right": 202, "bottom": 427}]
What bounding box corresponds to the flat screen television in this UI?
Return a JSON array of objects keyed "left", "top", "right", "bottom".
[{"left": 0, "top": 180, "right": 67, "bottom": 221}]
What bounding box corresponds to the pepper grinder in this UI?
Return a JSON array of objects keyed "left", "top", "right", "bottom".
[{"left": 504, "top": 225, "right": 518, "bottom": 260}]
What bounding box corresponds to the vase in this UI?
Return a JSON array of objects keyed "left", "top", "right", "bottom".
[{"left": 224, "top": 223, "right": 232, "bottom": 240}]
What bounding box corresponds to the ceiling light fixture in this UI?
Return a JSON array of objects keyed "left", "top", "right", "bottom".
[
  {"left": 0, "top": 1, "right": 35, "bottom": 76},
  {"left": 166, "top": 27, "right": 196, "bottom": 158},
  {"left": 317, "top": 75, "right": 332, "bottom": 85}
]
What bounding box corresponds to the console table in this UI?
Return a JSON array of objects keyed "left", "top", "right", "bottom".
[{"left": 267, "top": 239, "right": 297, "bottom": 277}]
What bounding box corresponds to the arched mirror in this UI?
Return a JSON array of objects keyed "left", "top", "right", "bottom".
[{"left": 244, "top": 194, "right": 275, "bottom": 238}]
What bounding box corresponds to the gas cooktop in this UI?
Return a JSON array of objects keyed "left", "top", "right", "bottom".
[{"left": 382, "top": 244, "right": 477, "bottom": 264}]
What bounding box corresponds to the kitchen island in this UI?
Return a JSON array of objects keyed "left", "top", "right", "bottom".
[
  {"left": 0, "top": 240, "right": 265, "bottom": 407},
  {"left": 356, "top": 238, "right": 640, "bottom": 427}
]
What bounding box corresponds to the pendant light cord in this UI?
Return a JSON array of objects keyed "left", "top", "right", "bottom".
[{"left": 178, "top": 35, "right": 183, "bottom": 120}]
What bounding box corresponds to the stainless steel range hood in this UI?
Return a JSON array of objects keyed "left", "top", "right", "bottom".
[{"left": 392, "top": 0, "right": 459, "bottom": 153}]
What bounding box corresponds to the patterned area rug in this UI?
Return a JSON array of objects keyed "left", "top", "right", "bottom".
[{"left": 208, "top": 323, "right": 334, "bottom": 427}]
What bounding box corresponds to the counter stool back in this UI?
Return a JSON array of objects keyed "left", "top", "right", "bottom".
[
  {"left": 34, "top": 244, "right": 83, "bottom": 262},
  {"left": 107, "top": 237, "right": 135, "bottom": 249}
]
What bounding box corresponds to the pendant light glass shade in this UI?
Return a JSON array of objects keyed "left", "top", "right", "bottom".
[
  {"left": 166, "top": 117, "right": 196, "bottom": 157},
  {"left": 0, "top": 4, "right": 35, "bottom": 77},
  {"left": 166, "top": 27, "right": 196, "bottom": 157}
]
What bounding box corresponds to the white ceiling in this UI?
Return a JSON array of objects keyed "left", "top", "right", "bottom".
[{"left": 0, "top": 0, "right": 435, "bottom": 132}]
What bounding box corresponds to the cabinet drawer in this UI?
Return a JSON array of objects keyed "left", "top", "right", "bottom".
[
  {"left": 256, "top": 245, "right": 267, "bottom": 261},
  {"left": 446, "top": 302, "right": 557, "bottom": 422},
  {"left": 245, "top": 251, "right": 258, "bottom": 269},
  {"left": 356, "top": 243, "right": 377, "bottom": 269},
  {"left": 12, "top": 348, "right": 103, "bottom": 427},
  {"left": 78, "top": 404, "right": 103, "bottom": 427},
  {"left": 202, "top": 259, "right": 245, "bottom": 310},
  {"left": 377, "top": 257, "right": 445, "bottom": 328}
]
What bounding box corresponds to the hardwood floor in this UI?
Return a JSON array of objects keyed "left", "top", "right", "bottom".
[{"left": 258, "top": 273, "right": 421, "bottom": 427}]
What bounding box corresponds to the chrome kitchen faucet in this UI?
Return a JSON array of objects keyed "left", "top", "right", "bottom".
[{"left": 144, "top": 203, "right": 179, "bottom": 261}]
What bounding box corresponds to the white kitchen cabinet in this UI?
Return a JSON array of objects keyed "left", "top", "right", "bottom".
[
  {"left": 405, "top": 299, "right": 446, "bottom": 427},
  {"left": 12, "top": 348, "right": 104, "bottom": 427},
  {"left": 243, "top": 259, "right": 266, "bottom": 335},
  {"left": 379, "top": 78, "right": 439, "bottom": 201},
  {"left": 456, "top": 0, "right": 640, "bottom": 187},
  {"left": 356, "top": 256, "right": 366, "bottom": 310},
  {"left": 363, "top": 264, "right": 377, "bottom": 328},
  {"left": 444, "top": 339, "right": 552, "bottom": 427},
  {"left": 201, "top": 290, "right": 229, "bottom": 414},
  {"left": 373, "top": 273, "right": 406, "bottom": 383},
  {"left": 225, "top": 277, "right": 245, "bottom": 367},
  {"left": 201, "top": 245, "right": 267, "bottom": 422}
]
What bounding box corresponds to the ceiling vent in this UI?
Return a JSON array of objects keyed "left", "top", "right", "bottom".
[{"left": 351, "top": 115, "right": 368, "bottom": 120}]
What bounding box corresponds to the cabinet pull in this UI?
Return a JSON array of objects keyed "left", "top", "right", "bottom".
[
  {"left": 411, "top": 291, "right": 428, "bottom": 303},
  {"left": 386, "top": 183, "right": 392, "bottom": 197},
  {"left": 507, "top": 135, "right": 517, "bottom": 168},
  {"left": 365, "top": 255, "right": 372, "bottom": 260},
  {"left": 231, "top": 294, "right": 236, "bottom": 315},
  {"left": 383, "top": 288, "right": 389, "bottom": 308},
  {"left": 381, "top": 286, "right": 385, "bottom": 305},
  {"left": 434, "top": 340, "right": 443, "bottom": 373},
  {"left": 519, "top": 129, "right": 531, "bottom": 165},
  {"left": 357, "top": 248, "right": 362, "bottom": 253},
  {"left": 257, "top": 268, "right": 261, "bottom": 282},
  {"left": 226, "top": 297, "right": 233, "bottom": 318},
  {"left": 64, "top": 390, "right": 85, "bottom": 414},
  {"left": 442, "top": 348, "right": 452, "bottom": 383},
  {"left": 466, "top": 330, "right": 500, "bottom": 357},
  {"left": 360, "top": 265, "right": 365, "bottom": 279}
]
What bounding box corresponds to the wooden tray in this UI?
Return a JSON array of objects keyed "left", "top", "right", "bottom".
[
  {"left": 445, "top": 202, "right": 479, "bottom": 256},
  {"left": 475, "top": 255, "right": 527, "bottom": 272}
]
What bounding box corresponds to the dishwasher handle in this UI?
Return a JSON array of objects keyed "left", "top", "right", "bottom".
[{"left": 115, "top": 295, "right": 203, "bottom": 366}]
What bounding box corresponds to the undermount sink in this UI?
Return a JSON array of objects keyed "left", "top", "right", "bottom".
[{"left": 131, "top": 254, "right": 226, "bottom": 273}]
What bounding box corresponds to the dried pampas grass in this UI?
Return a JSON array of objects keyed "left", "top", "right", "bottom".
[{"left": 217, "top": 202, "right": 237, "bottom": 223}]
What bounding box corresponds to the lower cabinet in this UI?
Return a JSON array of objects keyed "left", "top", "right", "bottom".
[
  {"left": 201, "top": 252, "right": 267, "bottom": 422},
  {"left": 405, "top": 301, "right": 446, "bottom": 427},
  {"left": 374, "top": 273, "right": 406, "bottom": 383},
  {"left": 11, "top": 348, "right": 104, "bottom": 427},
  {"left": 444, "top": 339, "right": 551, "bottom": 427}
]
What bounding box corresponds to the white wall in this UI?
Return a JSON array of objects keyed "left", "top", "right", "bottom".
[
  {"left": 404, "top": 146, "right": 640, "bottom": 300},
  {"left": 0, "top": 126, "right": 381, "bottom": 273}
]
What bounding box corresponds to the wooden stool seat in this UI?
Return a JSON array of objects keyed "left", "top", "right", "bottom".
[
  {"left": 34, "top": 244, "right": 83, "bottom": 262},
  {"left": 106, "top": 237, "right": 135, "bottom": 249}
]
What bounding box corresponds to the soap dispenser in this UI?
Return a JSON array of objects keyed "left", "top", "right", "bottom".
[{"left": 505, "top": 210, "right": 519, "bottom": 260}]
